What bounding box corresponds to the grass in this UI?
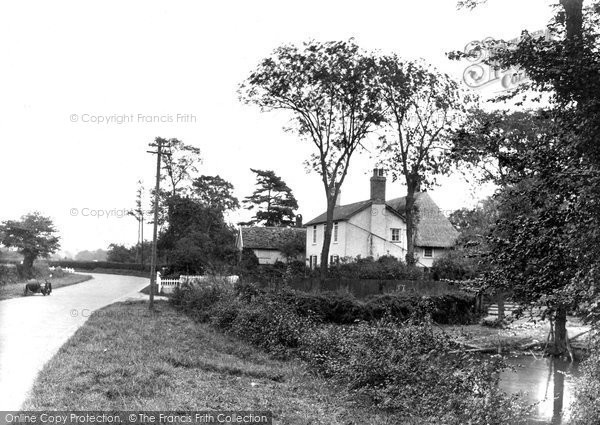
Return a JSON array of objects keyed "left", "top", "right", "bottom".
[
  {"left": 22, "top": 301, "right": 402, "bottom": 424},
  {"left": 0, "top": 273, "right": 93, "bottom": 301}
]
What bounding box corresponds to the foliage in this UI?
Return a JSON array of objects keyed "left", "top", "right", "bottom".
[
  {"left": 240, "top": 39, "right": 384, "bottom": 277},
  {"left": 106, "top": 243, "right": 151, "bottom": 263},
  {"left": 192, "top": 175, "right": 239, "bottom": 213},
  {"left": 326, "top": 255, "right": 425, "bottom": 280},
  {"left": 301, "top": 320, "right": 528, "bottom": 424},
  {"left": 431, "top": 250, "right": 477, "bottom": 281},
  {"left": 158, "top": 191, "right": 238, "bottom": 275},
  {"left": 171, "top": 283, "right": 526, "bottom": 424},
  {"left": 570, "top": 337, "right": 600, "bottom": 425},
  {"left": 161, "top": 137, "right": 203, "bottom": 196},
  {"left": 0, "top": 212, "right": 61, "bottom": 277},
  {"left": 449, "top": 0, "right": 600, "bottom": 354},
  {"left": 238, "top": 260, "right": 306, "bottom": 285},
  {"left": 375, "top": 56, "right": 472, "bottom": 265},
  {"left": 0, "top": 263, "right": 19, "bottom": 285},
  {"left": 241, "top": 169, "right": 299, "bottom": 227}
]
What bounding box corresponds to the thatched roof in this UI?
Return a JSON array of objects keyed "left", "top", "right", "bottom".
[
  {"left": 239, "top": 226, "right": 306, "bottom": 251},
  {"left": 387, "top": 192, "right": 459, "bottom": 248}
]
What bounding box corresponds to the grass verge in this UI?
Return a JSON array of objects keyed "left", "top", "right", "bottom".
[
  {"left": 0, "top": 273, "right": 93, "bottom": 301},
  {"left": 22, "top": 301, "right": 401, "bottom": 424}
]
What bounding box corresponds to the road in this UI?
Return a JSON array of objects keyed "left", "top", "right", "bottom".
[{"left": 0, "top": 273, "right": 149, "bottom": 410}]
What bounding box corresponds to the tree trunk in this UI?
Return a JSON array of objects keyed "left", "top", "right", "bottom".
[
  {"left": 404, "top": 176, "right": 420, "bottom": 266},
  {"left": 320, "top": 195, "right": 335, "bottom": 280},
  {"left": 560, "top": 0, "right": 583, "bottom": 40},
  {"left": 21, "top": 253, "right": 36, "bottom": 278},
  {"left": 549, "top": 306, "right": 569, "bottom": 356},
  {"left": 497, "top": 295, "right": 505, "bottom": 321}
]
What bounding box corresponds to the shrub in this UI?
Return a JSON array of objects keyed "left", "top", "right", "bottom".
[
  {"left": 301, "top": 319, "right": 529, "bottom": 424},
  {"left": 171, "top": 281, "right": 527, "bottom": 423},
  {"left": 431, "top": 250, "right": 477, "bottom": 281},
  {"left": 226, "top": 298, "right": 313, "bottom": 358},
  {"left": 570, "top": 338, "right": 600, "bottom": 425},
  {"left": 326, "top": 256, "right": 427, "bottom": 280},
  {"left": 170, "top": 277, "right": 233, "bottom": 322},
  {"left": 0, "top": 263, "right": 19, "bottom": 284},
  {"left": 273, "top": 289, "right": 478, "bottom": 325}
]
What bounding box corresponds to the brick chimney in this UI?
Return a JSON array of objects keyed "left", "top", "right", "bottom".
[{"left": 370, "top": 169, "right": 386, "bottom": 204}]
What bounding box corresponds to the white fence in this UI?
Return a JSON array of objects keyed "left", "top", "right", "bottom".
[
  {"left": 49, "top": 266, "right": 75, "bottom": 274},
  {"left": 156, "top": 272, "right": 239, "bottom": 294}
]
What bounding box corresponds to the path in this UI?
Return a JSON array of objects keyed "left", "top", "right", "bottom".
[{"left": 0, "top": 273, "right": 149, "bottom": 410}]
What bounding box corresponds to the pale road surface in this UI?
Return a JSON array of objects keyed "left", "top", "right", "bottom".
[{"left": 0, "top": 273, "right": 149, "bottom": 410}]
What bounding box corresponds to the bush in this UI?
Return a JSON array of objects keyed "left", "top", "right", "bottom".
[
  {"left": 431, "top": 250, "right": 477, "bottom": 281},
  {"left": 170, "top": 277, "right": 233, "bottom": 322},
  {"left": 301, "top": 319, "right": 529, "bottom": 424},
  {"left": 170, "top": 281, "right": 527, "bottom": 423},
  {"left": 273, "top": 288, "right": 478, "bottom": 325},
  {"left": 0, "top": 263, "right": 19, "bottom": 284},
  {"left": 570, "top": 338, "right": 600, "bottom": 425},
  {"left": 326, "top": 256, "right": 427, "bottom": 280}
]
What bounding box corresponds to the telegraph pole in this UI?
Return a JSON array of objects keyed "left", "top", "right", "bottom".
[{"left": 147, "top": 137, "right": 170, "bottom": 310}]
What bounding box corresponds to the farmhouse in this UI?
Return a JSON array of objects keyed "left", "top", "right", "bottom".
[
  {"left": 236, "top": 226, "right": 306, "bottom": 264},
  {"left": 305, "top": 169, "right": 459, "bottom": 268}
]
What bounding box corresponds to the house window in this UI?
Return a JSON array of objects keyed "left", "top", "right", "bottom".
[
  {"left": 424, "top": 247, "right": 433, "bottom": 258},
  {"left": 330, "top": 255, "right": 339, "bottom": 265},
  {"left": 333, "top": 222, "right": 339, "bottom": 243},
  {"left": 391, "top": 228, "right": 401, "bottom": 242},
  {"left": 312, "top": 225, "right": 317, "bottom": 244},
  {"left": 310, "top": 255, "right": 318, "bottom": 269}
]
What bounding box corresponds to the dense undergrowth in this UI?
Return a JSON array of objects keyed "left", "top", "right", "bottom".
[{"left": 170, "top": 279, "right": 529, "bottom": 424}]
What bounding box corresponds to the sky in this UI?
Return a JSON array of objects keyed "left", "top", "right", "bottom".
[{"left": 0, "top": 0, "right": 554, "bottom": 256}]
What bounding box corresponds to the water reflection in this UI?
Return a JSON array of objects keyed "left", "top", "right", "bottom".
[{"left": 499, "top": 355, "right": 579, "bottom": 424}]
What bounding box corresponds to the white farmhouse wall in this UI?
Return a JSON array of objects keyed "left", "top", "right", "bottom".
[{"left": 306, "top": 206, "right": 408, "bottom": 267}]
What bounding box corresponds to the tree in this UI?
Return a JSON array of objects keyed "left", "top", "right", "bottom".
[
  {"left": 158, "top": 175, "right": 239, "bottom": 274},
  {"left": 242, "top": 169, "right": 298, "bottom": 227},
  {"left": 0, "top": 212, "right": 60, "bottom": 277},
  {"left": 192, "top": 175, "right": 240, "bottom": 213},
  {"left": 107, "top": 243, "right": 136, "bottom": 263},
  {"left": 161, "top": 138, "right": 202, "bottom": 196},
  {"left": 128, "top": 180, "right": 147, "bottom": 265},
  {"left": 375, "top": 56, "right": 470, "bottom": 265},
  {"left": 158, "top": 195, "right": 237, "bottom": 274},
  {"left": 240, "top": 39, "right": 384, "bottom": 277},
  {"left": 451, "top": 0, "right": 600, "bottom": 355}
]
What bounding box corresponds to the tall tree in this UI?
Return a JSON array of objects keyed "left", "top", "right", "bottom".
[
  {"left": 161, "top": 138, "right": 203, "bottom": 196},
  {"left": 159, "top": 195, "right": 237, "bottom": 274},
  {"left": 240, "top": 39, "right": 384, "bottom": 277},
  {"left": 376, "top": 57, "right": 469, "bottom": 265},
  {"left": 452, "top": 0, "right": 600, "bottom": 355},
  {"left": 0, "top": 212, "right": 60, "bottom": 277},
  {"left": 128, "top": 179, "right": 147, "bottom": 265},
  {"left": 242, "top": 169, "right": 298, "bottom": 227}
]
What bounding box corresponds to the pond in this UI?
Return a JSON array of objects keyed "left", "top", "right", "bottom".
[{"left": 499, "top": 355, "right": 580, "bottom": 424}]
